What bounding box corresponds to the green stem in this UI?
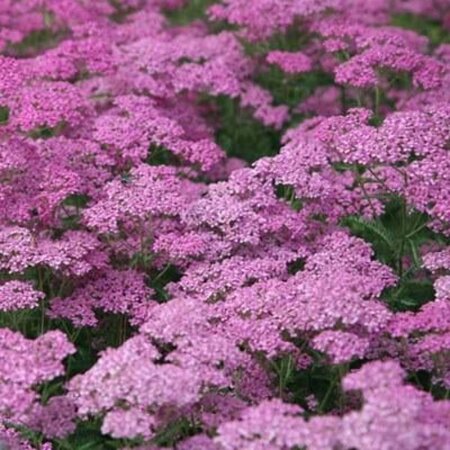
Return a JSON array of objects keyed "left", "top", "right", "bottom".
[
  {"left": 356, "top": 175, "right": 378, "bottom": 217},
  {"left": 398, "top": 199, "right": 408, "bottom": 277},
  {"left": 154, "top": 263, "right": 172, "bottom": 282},
  {"left": 374, "top": 86, "right": 381, "bottom": 120},
  {"left": 356, "top": 90, "right": 363, "bottom": 107},
  {"left": 38, "top": 267, "right": 46, "bottom": 335},
  {"left": 405, "top": 221, "right": 429, "bottom": 239},
  {"left": 318, "top": 378, "right": 336, "bottom": 413}
]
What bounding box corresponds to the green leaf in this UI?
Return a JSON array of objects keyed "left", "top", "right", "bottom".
[{"left": 345, "top": 216, "right": 396, "bottom": 250}]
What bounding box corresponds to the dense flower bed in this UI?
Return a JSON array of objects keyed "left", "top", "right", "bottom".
[{"left": 0, "top": 0, "right": 450, "bottom": 448}]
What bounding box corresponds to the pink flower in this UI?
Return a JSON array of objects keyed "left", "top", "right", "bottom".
[
  {"left": 266, "top": 51, "right": 312, "bottom": 74},
  {"left": 0, "top": 281, "right": 44, "bottom": 311}
]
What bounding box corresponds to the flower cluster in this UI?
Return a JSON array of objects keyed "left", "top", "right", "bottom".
[
  {"left": 0, "top": 329, "right": 75, "bottom": 428},
  {"left": 1, "top": 0, "right": 450, "bottom": 448}
]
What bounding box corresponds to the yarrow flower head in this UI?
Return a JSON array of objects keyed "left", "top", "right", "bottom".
[
  {"left": 0, "top": 0, "right": 450, "bottom": 448},
  {"left": 0, "top": 281, "right": 44, "bottom": 312},
  {"left": 0, "top": 329, "right": 75, "bottom": 427}
]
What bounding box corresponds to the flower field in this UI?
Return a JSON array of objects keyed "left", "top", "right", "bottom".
[{"left": 1, "top": 0, "right": 450, "bottom": 448}]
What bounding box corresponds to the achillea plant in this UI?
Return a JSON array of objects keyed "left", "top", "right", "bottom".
[{"left": 0, "top": 0, "right": 450, "bottom": 449}]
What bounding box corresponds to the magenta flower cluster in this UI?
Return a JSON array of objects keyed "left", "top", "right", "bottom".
[{"left": 1, "top": 0, "right": 450, "bottom": 449}]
